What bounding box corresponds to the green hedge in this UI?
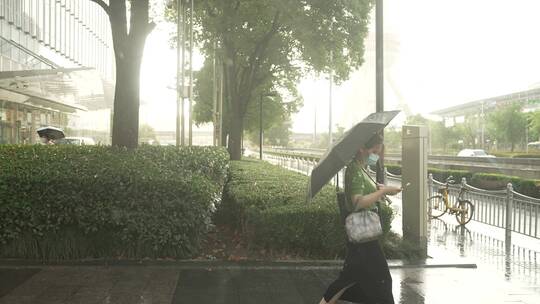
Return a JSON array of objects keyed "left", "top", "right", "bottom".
[
  {"left": 386, "top": 164, "right": 473, "bottom": 183},
  {"left": 470, "top": 173, "right": 540, "bottom": 198},
  {"left": 388, "top": 163, "right": 539, "bottom": 198},
  {"left": 428, "top": 168, "right": 473, "bottom": 184},
  {"left": 220, "top": 159, "right": 395, "bottom": 258},
  {"left": 491, "top": 152, "right": 540, "bottom": 159},
  {"left": 0, "top": 145, "right": 229, "bottom": 259}
]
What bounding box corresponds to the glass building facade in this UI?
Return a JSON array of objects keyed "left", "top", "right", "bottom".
[{"left": 0, "top": 0, "right": 114, "bottom": 144}]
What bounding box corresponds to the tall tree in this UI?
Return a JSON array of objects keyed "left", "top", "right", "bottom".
[
  {"left": 139, "top": 124, "right": 158, "bottom": 144},
  {"left": 167, "top": 0, "right": 373, "bottom": 159},
  {"left": 405, "top": 114, "right": 429, "bottom": 126},
  {"left": 487, "top": 102, "right": 527, "bottom": 152},
  {"left": 529, "top": 110, "right": 540, "bottom": 142},
  {"left": 192, "top": 57, "right": 300, "bottom": 145},
  {"left": 430, "top": 121, "right": 458, "bottom": 154},
  {"left": 90, "top": 0, "right": 155, "bottom": 149},
  {"left": 455, "top": 116, "right": 478, "bottom": 148}
]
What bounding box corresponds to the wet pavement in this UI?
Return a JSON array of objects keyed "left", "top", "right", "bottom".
[
  {"left": 0, "top": 260, "right": 538, "bottom": 304},
  {"left": 2, "top": 207, "right": 539, "bottom": 303},
  {"left": 2, "top": 167, "right": 539, "bottom": 303}
]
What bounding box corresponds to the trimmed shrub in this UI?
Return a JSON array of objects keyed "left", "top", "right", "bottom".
[
  {"left": 428, "top": 168, "right": 473, "bottom": 184},
  {"left": 470, "top": 173, "right": 540, "bottom": 198},
  {"left": 0, "top": 145, "right": 229, "bottom": 259},
  {"left": 386, "top": 164, "right": 402, "bottom": 175},
  {"left": 491, "top": 152, "right": 540, "bottom": 159},
  {"left": 220, "top": 159, "right": 396, "bottom": 258}
]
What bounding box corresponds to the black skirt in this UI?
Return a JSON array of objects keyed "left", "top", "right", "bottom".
[{"left": 322, "top": 240, "right": 394, "bottom": 304}]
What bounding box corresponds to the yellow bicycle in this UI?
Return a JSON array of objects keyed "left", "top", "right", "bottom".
[{"left": 428, "top": 176, "right": 475, "bottom": 225}]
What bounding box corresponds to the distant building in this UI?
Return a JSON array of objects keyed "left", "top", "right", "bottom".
[
  {"left": 0, "top": 1, "right": 113, "bottom": 144},
  {"left": 430, "top": 87, "right": 540, "bottom": 148},
  {"left": 430, "top": 87, "right": 540, "bottom": 125}
]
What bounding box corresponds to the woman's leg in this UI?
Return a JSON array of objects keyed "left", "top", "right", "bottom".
[
  {"left": 320, "top": 245, "right": 359, "bottom": 304},
  {"left": 318, "top": 283, "right": 355, "bottom": 304},
  {"left": 357, "top": 241, "right": 394, "bottom": 304}
]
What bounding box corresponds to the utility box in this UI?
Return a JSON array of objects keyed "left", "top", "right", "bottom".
[{"left": 402, "top": 125, "right": 428, "bottom": 254}]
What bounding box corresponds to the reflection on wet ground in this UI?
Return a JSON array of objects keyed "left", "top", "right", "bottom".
[
  {"left": 428, "top": 216, "right": 540, "bottom": 287},
  {"left": 1, "top": 183, "right": 539, "bottom": 303},
  {"left": 1, "top": 263, "right": 539, "bottom": 304}
]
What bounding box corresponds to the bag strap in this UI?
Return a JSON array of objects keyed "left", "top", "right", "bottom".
[{"left": 360, "top": 167, "right": 385, "bottom": 229}]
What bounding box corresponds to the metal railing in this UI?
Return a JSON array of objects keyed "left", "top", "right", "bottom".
[
  {"left": 428, "top": 174, "right": 540, "bottom": 239},
  {"left": 264, "top": 152, "right": 540, "bottom": 239}
]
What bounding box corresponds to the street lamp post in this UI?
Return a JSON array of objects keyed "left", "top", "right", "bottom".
[{"left": 375, "top": 0, "right": 385, "bottom": 184}]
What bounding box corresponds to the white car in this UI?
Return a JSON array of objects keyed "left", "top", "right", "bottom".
[
  {"left": 63, "top": 137, "right": 96, "bottom": 146},
  {"left": 457, "top": 149, "right": 495, "bottom": 158}
]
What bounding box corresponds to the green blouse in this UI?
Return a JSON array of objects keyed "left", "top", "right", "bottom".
[{"left": 344, "top": 160, "right": 378, "bottom": 214}]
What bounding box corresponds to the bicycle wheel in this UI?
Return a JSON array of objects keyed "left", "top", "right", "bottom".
[
  {"left": 455, "top": 200, "right": 474, "bottom": 225},
  {"left": 428, "top": 195, "right": 447, "bottom": 219}
]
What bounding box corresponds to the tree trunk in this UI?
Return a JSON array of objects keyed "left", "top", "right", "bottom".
[
  {"left": 111, "top": 51, "right": 142, "bottom": 149},
  {"left": 95, "top": 0, "right": 153, "bottom": 149},
  {"left": 221, "top": 123, "right": 229, "bottom": 148},
  {"left": 228, "top": 110, "right": 243, "bottom": 160}
]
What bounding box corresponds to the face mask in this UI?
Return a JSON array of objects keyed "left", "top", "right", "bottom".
[{"left": 367, "top": 153, "right": 379, "bottom": 166}]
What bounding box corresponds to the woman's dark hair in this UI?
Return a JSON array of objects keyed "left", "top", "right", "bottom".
[{"left": 364, "top": 133, "right": 383, "bottom": 149}]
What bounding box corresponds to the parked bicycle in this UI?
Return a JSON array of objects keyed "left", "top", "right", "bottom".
[{"left": 428, "top": 176, "right": 475, "bottom": 225}]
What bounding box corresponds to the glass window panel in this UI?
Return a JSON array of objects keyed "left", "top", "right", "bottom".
[
  {"left": 31, "top": 0, "right": 37, "bottom": 37},
  {"left": 27, "top": 0, "right": 32, "bottom": 34},
  {"left": 15, "top": 0, "right": 22, "bottom": 29},
  {"left": 0, "top": 0, "right": 4, "bottom": 20},
  {"left": 43, "top": 0, "right": 49, "bottom": 44},
  {"left": 68, "top": 0, "right": 73, "bottom": 59},
  {"left": 55, "top": 0, "right": 61, "bottom": 51},
  {"left": 7, "top": 0, "right": 13, "bottom": 24},
  {"left": 59, "top": 10, "right": 64, "bottom": 54},
  {"left": 21, "top": 0, "right": 27, "bottom": 32},
  {"left": 49, "top": 0, "right": 55, "bottom": 47},
  {"left": 36, "top": 0, "right": 42, "bottom": 40},
  {"left": 60, "top": 1, "right": 65, "bottom": 54}
]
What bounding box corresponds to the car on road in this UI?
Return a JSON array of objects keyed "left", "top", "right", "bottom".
[
  {"left": 61, "top": 137, "right": 96, "bottom": 146},
  {"left": 527, "top": 141, "right": 540, "bottom": 150},
  {"left": 457, "top": 149, "right": 496, "bottom": 158}
]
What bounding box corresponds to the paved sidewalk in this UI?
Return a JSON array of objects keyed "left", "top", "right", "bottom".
[{"left": 1, "top": 259, "right": 539, "bottom": 304}]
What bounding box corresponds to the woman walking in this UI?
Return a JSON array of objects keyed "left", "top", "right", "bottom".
[{"left": 319, "top": 134, "right": 401, "bottom": 304}]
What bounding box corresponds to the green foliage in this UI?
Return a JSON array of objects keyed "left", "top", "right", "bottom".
[
  {"left": 470, "top": 173, "right": 539, "bottom": 198},
  {"left": 428, "top": 168, "right": 473, "bottom": 183},
  {"left": 386, "top": 164, "right": 402, "bottom": 175},
  {"left": 139, "top": 124, "right": 158, "bottom": 144},
  {"left": 487, "top": 102, "right": 528, "bottom": 151},
  {"left": 383, "top": 128, "right": 402, "bottom": 153},
  {"left": 0, "top": 145, "right": 229, "bottom": 259},
  {"left": 454, "top": 116, "right": 481, "bottom": 148},
  {"left": 166, "top": 0, "right": 373, "bottom": 159},
  {"left": 220, "top": 159, "right": 397, "bottom": 258},
  {"left": 490, "top": 152, "right": 540, "bottom": 158},
  {"left": 380, "top": 232, "right": 426, "bottom": 260},
  {"left": 405, "top": 114, "right": 429, "bottom": 126},
  {"left": 528, "top": 110, "right": 540, "bottom": 142}
]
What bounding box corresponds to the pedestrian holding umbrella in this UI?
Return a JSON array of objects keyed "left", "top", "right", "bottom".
[
  {"left": 312, "top": 110, "right": 402, "bottom": 304},
  {"left": 37, "top": 126, "right": 65, "bottom": 145}
]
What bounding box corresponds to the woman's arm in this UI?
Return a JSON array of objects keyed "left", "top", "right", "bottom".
[{"left": 351, "top": 186, "right": 401, "bottom": 209}]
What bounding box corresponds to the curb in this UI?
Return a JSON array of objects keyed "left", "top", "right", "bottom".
[{"left": 0, "top": 259, "right": 477, "bottom": 269}]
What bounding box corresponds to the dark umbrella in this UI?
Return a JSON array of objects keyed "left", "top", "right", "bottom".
[
  {"left": 36, "top": 126, "right": 65, "bottom": 140},
  {"left": 307, "top": 110, "right": 400, "bottom": 200}
]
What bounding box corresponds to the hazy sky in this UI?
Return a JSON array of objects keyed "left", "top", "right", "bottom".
[{"left": 139, "top": 0, "right": 540, "bottom": 133}]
